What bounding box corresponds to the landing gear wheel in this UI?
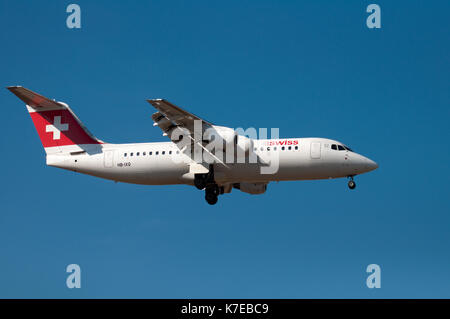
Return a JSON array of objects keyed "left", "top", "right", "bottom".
[
  {"left": 205, "top": 184, "right": 219, "bottom": 205},
  {"left": 348, "top": 180, "right": 356, "bottom": 190},
  {"left": 194, "top": 175, "right": 207, "bottom": 190},
  {"left": 205, "top": 192, "right": 218, "bottom": 205}
]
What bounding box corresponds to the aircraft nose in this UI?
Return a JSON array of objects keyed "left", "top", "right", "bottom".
[{"left": 365, "top": 158, "right": 378, "bottom": 172}]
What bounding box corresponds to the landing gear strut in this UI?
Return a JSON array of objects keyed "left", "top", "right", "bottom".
[
  {"left": 194, "top": 174, "right": 207, "bottom": 190},
  {"left": 348, "top": 176, "right": 356, "bottom": 190}
]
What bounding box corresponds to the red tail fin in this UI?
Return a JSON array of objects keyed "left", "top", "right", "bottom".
[{"left": 8, "top": 86, "right": 102, "bottom": 153}]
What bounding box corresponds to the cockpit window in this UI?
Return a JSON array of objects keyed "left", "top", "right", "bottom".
[
  {"left": 331, "top": 143, "right": 353, "bottom": 151},
  {"left": 344, "top": 145, "right": 353, "bottom": 152}
]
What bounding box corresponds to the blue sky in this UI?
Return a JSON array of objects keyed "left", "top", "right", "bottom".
[{"left": 0, "top": 0, "right": 449, "bottom": 298}]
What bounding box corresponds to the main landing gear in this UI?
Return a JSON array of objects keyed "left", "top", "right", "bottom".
[
  {"left": 194, "top": 166, "right": 223, "bottom": 205},
  {"left": 205, "top": 185, "right": 219, "bottom": 205},
  {"left": 194, "top": 174, "right": 207, "bottom": 190},
  {"left": 348, "top": 176, "right": 356, "bottom": 190}
]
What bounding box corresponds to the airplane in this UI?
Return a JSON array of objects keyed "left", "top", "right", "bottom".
[{"left": 7, "top": 86, "right": 378, "bottom": 205}]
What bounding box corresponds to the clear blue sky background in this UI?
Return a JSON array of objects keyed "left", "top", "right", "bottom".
[{"left": 0, "top": 0, "right": 449, "bottom": 298}]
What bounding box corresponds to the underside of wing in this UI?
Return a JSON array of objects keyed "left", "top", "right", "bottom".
[
  {"left": 147, "top": 99, "right": 212, "bottom": 132},
  {"left": 147, "top": 98, "right": 268, "bottom": 169},
  {"left": 147, "top": 99, "right": 227, "bottom": 167}
]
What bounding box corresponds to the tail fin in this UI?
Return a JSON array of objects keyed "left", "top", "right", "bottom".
[{"left": 7, "top": 86, "right": 103, "bottom": 154}]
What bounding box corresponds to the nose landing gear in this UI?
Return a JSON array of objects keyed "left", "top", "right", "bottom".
[{"left": 347, "top": 176, "right": 356, "bottom": 190}]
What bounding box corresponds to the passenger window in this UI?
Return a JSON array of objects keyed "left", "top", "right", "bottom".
[
  {"left": 149, "top": 151, "right": 152, "bottom": 155},
  {"left": 281, "top": 146, "right": 285, "bottom": 151},
  {"left": 130, "top": 153, "right": 133, "bottom": 156},
  {"left": 143, "top": 152, "right": 146, "bottom": 156},
  {"left": 124, "top": 153, "right": 127, "bottom": 157},
  {"left": 295, "top": 146, "right": 298, "bottom": 150},
  {"left": 169, "top": 151, "right": 172, "bottom": 155},
  {"left": 338, "top": 145, "right": 345, "bottom": 151},
  {"left": 274, "top": 147, "right": 277, "bottom": 151},
  {"left": 137, "top": 152, "right": 140, "bottom": 156},
  {"left": 267, "top": 147, "right": 270, "bottom": 151},
  {"left": 260, "top": 147, "right": 264, "bottom": 151},
  {"left": 156, "top": 151, "right": 159, "bottom": 155},
  {"left": 177, "top": 151, "right": 180, "bottom": 154},
  {"left": 162, "top": 151, "right": 165, "bottom": 155},
  {"left": 288, "top": 146, "right": 292, "bottom": 150},
  {"left": 331, "top": 144, "right": 337, "bottom": 150}
]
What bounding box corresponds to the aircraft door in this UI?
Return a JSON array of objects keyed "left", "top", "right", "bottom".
[
  {"left": 104, "top": 150, "right": 114, "bottom": 168},
  {"left": 310, "top": 142, "right": 321, "bottom": 159}
]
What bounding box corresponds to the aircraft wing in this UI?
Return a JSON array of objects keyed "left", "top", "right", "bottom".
[
  {"left": 147, "top": 99, "right": 212, "bottom": 132},
  {"left": 147, "top": 99, "right": 227, "bottom": 167}
]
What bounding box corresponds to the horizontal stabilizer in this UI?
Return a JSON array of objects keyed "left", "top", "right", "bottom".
[{"left": 7, "top": 86, "right": 63, "bottom": 109}]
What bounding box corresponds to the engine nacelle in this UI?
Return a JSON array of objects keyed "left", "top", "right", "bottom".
[
  {"left": 234, "top": 182, "right": 267, "bottom": 195},
  {"left": 205, "top": 125, "right": 237, "bottom": 151},
  {"left": 236, "top": 135, "right": 254, "bottom": 155}
]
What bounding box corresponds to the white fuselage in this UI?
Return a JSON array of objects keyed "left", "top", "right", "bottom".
[
  {"left": 7, "top": 86, "right": 378, "bottom": 204},
  {"left": 47, "top": 137, "right": 378, "bottom": 186}
]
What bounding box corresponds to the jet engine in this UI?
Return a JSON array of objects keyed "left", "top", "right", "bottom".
[
  {"left": 204, "top": 125, "right": 238, "bottom": 151},
  {"left": 236, "top": 135, "right": 254, "bottom": 155},
  {"left": 203, "top": 126, "right": 254, "bottom": 157}
]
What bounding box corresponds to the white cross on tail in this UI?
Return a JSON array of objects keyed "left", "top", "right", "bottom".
[{"left": 46, "top": 116, "right": 69, "bottom": 140}]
